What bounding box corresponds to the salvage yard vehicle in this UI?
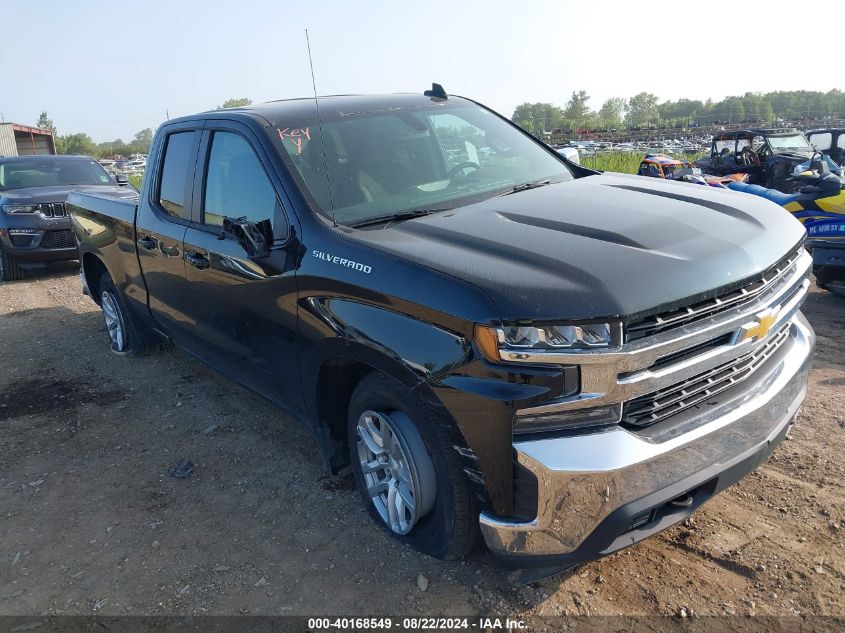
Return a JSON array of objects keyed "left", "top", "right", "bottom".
[
  {"left": 695, "top": 129, "right": 843, "bottom": 192},
  {"left": 0, "top": 155, "right": 135, "bottom": 281},
  {"left": 636, "top": 154, "right": 749, "bottom": 187},
  {"left": 729, "top": 160, "right": 845, "bottom": 295},
  {"left": 806, "top": 128, "right": 845, "bottom": 166},
  {"left": 67, "top": 87, "right": 815, "bottom": 577}
]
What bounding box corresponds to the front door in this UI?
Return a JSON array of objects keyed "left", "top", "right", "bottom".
[{"left": 180, "top": 125, "right": 303, "bottom": 413}]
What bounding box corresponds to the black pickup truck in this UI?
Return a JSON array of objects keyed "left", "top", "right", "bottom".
[
  {"left": 68, "top": 88, "right": 815, "bottom": 573},
  {"left": 0, "top": 155, "right": 134, "bottom": 281}
]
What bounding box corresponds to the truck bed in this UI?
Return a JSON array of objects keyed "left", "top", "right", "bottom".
[{"left": 67, "top": 189, "right": 139, "bottom": 227}]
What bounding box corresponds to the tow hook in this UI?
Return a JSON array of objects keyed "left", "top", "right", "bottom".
[{"left": 670, "top": 493, "right": 694, "bottom": 509}]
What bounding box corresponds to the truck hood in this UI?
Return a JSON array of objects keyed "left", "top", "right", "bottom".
[
  {"left": 0, "top": 184, "right": 136, "bottom": 203},
  {"left": 346, "top": 172, "right": 805, "bottom": 321}
]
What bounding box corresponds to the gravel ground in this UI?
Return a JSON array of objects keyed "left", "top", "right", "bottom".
[{"left": 1, "top": 263, "right": 843, "bottom": 621}]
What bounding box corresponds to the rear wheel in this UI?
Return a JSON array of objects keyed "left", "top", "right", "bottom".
[
  {"left": 348, "top": 372, "right": 477, "bottom": 560},
  {"left": 99, "top": 272, "right": 156, "bottom": 356},
  {"left": 0, "top": 243, "right": 24, "bottom": 282}
]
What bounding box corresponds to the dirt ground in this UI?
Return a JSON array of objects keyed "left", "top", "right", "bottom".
[{"left": 1, "top": 263, "right": 843, "bottom": 621}]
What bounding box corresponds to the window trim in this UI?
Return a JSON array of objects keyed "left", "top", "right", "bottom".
[
  {"left": 193, "top": 125, "right": 290, "bottom": 244},
  {"left": 149, "top": 125, "right": 203, "bottom": 227}
]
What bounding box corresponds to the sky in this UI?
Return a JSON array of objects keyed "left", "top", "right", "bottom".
[{"left": 3, "top": 0, "right": 843, "bottom": 143}]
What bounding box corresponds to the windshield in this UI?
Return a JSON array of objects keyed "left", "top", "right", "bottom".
[
  {"left": 768, "top": 134, "right": 811, "bottom": 150},
  {"left": 0, "top": 158, "right": 112, "bottom": 191},
  {"left": 714, "top": 139, "right": 735, "bottom": 154},
  {"left": 276, "top": 100, "right": 573, "bottom": 226}
]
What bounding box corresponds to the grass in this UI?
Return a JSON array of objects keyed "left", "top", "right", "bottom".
[
  {"left": 127, "top": 174, "right": 143, "bottom": 190},
  {"left": 581, "top": 151, "right": 707, "bottom": 174}
]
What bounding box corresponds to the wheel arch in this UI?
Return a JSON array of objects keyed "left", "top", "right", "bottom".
[{"left": 82, "top": 252, "right": 108, "bottom": 305}]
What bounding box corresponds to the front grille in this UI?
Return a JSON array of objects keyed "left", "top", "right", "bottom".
[
  {"left": 40, "top": 229, "right": 76, "bottom": 249},
  {"left": 9, "top": 234, "right": 35, "bottom": 247},
  {"left": 38, "top": 202, "right": 66, "bottom": 217},
  {"left": 626, "top": 248, "right": 802, "bottom": 342},
  {"left": 622, "top": 324, "right": 791, "bottom": 428}
]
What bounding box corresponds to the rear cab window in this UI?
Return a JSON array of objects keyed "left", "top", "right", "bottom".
[{"left": 157, "top": 132, "right": 199, "bottom": 220}]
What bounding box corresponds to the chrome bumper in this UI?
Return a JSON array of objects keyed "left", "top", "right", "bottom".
[{"left": 479, "top": 312, "right": 814, "bottom": 562}]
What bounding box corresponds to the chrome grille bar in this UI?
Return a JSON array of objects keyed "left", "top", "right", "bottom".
[{"left": 622, "top": 324, "right": 791, "bottom": 427}]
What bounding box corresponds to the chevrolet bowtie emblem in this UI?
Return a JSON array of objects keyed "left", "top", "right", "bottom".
[{"left": 736, "top": 307, "right": 779, "bottom": 343}]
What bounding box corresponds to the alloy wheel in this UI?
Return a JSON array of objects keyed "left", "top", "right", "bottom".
[
  {"left": 101, "top": 291, "right": 126, "bottom": 351},
  {"left": 356, "top": 410, "right": 436, "bottom": 535}
]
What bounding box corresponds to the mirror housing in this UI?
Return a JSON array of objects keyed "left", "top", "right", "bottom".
[
  {"left": 221, "top": 216, "right": 273, "bottom": 259},
  {"left": 114, "top": 173, "right": 130, "bottom": 186},
  {"left": 558, "top": 147, "right": 580, "bottom": 165}
]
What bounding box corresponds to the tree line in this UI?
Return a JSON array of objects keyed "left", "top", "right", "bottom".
[
  {"left": 35, "top": 98, "right": 253, "bottom": 158},
  {"left": 512, "top": 89, "right": 845, "bottom": 133}
]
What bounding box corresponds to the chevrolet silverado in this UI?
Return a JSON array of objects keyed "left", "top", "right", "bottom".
[{"left": 67, "top": 87, "right": 815, "bottom": 575}]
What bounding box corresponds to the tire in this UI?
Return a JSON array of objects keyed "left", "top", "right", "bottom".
[
  {"left": 815, "top": 267, "right": 845, "bottom": 296},
  {"left": 348, "top": 371, "right": 477, "bottom": 560},
  {"left": 98, "top": 271, "right": 156, "bottom": 356},
  {"left": 0, "top": 243, "right": 24, "bottom": 282}
]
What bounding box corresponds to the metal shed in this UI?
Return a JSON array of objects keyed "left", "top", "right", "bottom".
[{"left": 0, "top": 123, "right": 57, "bottom": 157}]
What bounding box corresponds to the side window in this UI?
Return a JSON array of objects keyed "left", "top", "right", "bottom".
[
  {"left": 158, "top": 132, "right": 197, "bottom": 220},
  {"left": 203, "top": 131, "right": 278, "bottom": 232}
]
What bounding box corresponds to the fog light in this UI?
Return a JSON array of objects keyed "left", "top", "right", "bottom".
[{"left": 513, "top": 404, "right": 622, "bottom": 434}]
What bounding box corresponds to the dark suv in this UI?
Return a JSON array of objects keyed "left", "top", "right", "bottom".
[{"left": 0, "top": 155, "right": 134, "bottom": 281}]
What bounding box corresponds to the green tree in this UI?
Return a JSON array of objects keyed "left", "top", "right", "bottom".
[
  {"left": 563, "top": 90, "right": 592, "bottom": 125},
  {"left": 598, "top": 98, "right": 625, "bottom": 130},
  {"left": 59, "top": 133, "right": 97, "bottom": 156},
  {"left": 37, "top": 111, "right": 56, "bottom": 134},
  {"left": 625, "top": 92, "right": 660, "bottom": 128},
  {"left": 511, "top": 102, "right": 563, "bottom": 136},
  {"left": 131, "top": 128, "right": 153, "bottom": 152},
  {"left": 216, "top": 97, "right": 252, "bottom": 109}
]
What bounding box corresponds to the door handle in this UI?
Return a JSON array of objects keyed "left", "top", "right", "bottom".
[
  {"left": 137, "top": 236, "right": 157, "bottom": 250},
  {"left": 185, "top": 252, "right": 211, "bottom": 270}
]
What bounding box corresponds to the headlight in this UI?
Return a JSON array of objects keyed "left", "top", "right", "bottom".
[
  {"left": 475, "top": 322, "right": 615, "bottom": 362},
  {"left": 2, "top": 204, "right": 40, "bottom": 214}
]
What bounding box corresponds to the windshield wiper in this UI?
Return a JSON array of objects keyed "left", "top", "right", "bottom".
[
  {"left": 494, "top": 179, "right": 552, "bottom": 197},
  {"left": 348, "top": 207, "right": 450, "bottom": 229}
]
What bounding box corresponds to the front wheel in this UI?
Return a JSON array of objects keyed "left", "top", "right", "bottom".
[
  {"left": 348, "top": 372, "right": 477, "bottom": 560},
  {"left": 0, "top": 243, "right": 24, "bottom": 282}
]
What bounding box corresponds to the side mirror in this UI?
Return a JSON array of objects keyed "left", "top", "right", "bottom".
[
  {"left": 221, "top": 216, "right": 273, "bottom": 259},
  {"left": 114, "top": 174, "right": 130, "bottom": 185},
  {"left": 559, "top": 147, "right": 580, "bottom": 165}
]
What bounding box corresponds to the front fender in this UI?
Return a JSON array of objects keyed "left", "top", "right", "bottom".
[{"left": 299, "top": 297, "right": 576, "bottom": 516}]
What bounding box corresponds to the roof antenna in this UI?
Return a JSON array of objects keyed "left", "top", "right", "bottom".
[
  {"left": 305, "top": 29, "right": 337, "bottom": 227},
  {"left": 424, "top": 83, "right": 448, "bottom": 100}
]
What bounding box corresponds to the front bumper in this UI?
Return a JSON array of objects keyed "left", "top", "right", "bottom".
[
  {"left": 479, "top": 312, "right": 814, "bottom": 567},
  {"left": 0, "top": 228, "right": 77, "bottom": 263}
]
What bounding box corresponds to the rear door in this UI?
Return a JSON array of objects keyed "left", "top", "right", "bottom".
[
  {"left": 136, "top": 124, "right": 202, "bottom": 345},
  {"left": 180, "top": 122, "right": 303, "bottom": 411}
]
